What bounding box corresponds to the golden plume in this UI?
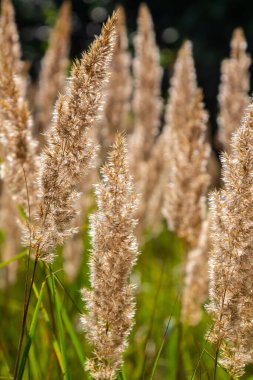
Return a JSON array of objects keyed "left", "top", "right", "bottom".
[
  {"left": 207, "top": 101, "right": 253, "bottom": 378},
  {"left": 97, "top": 6, "right": 131, "bottom": 153},
  {"left": 217, "top": 28, "right": 251, "bottom": 152},
  {"left": 0, "top": 0, "right": 38, "bottom": 215},
  {"left": 25, "top": 13, "right": 117, "bottom": 262},
  {"left": 129, "top": 3, "right": 162, "bottom": 178},
  {"left": 163, "top": 41, "right": 210, "bottom": 248},
  {"left": 81, "top": 134, "right": 139, "bottom": 379}
]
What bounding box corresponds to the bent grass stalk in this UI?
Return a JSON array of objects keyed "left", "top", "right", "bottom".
[{"left": 0, "top": 250, "right": 28, "bottom": 269}]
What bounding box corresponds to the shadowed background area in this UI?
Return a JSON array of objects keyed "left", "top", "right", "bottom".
[{"left": 13, "top": 0, "right": 253, "bottom": 135}]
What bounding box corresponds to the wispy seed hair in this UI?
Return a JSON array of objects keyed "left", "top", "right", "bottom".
[
  {"left": 81, "top": 133, "right": 139, "bottom": 380},
  {"left": 0, "top": 0, "right": 38, "bottom": 215},
  {"left": 0, "top": 0, "right": 24, "bottom": 76},
  {"left": 182, "top": 218, "right": 210, "bottom": 325},
  {"left": 129, "top": 2, "right": 162, "bottom": 171},
  {"left": 163, "top": 41, "right": 210, "bottom": 248},
  {"left": 217, "top": 28, "right": 251, "bottom": 152},
  {"left": 24, "top": 12, "right": 117, "bottom": 262},
  {"left": 207, "top": 101, "right": 253, "bottom": 377},
  {"left": 97, "top": 5, "right": 131, "bottom": 151}
]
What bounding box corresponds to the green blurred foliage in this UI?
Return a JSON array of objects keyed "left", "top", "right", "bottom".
[{"left": 0, "top": 221, "right": 250, "bottom": 379}]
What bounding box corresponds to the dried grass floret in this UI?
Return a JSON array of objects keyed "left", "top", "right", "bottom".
[
  {"left": 0, "top": 0, "right": 38, "bottom": 215},
  {"left": 81, "top": 134, "right": 139, "bottom": 380},
  {"left": 217, "top": 28, "right": 251, "bottom": 152},
  {"left": 207, "top": 101, "right": 253, "bottom": 377},
  {"left": 0, "top": 0, "right": 25, "bottom": 78},
  {"left": 25, "top": 13, "right": 117, "bottom": 262},
  {"left": 97, "top": 6, "right": 131, "bottom": 151},
  {"left": 129, "top": 3, "right": 162, "bottom": 174},
  {"left": 163, "top": 41, "right": 210, "bottom": 248},
  {"left": 182, "top": 218, "right": 210, "bottom": 325}
]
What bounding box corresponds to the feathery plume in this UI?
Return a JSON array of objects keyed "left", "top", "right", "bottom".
[
  {"left": 35, "top": 1, "right": 72, "bottom": 145},
  {"left": 97, "top": 6, "right": 131, "bottom": 151},
  {"left": 206, "top": 102, "right": 253, "bottom": 378},
  {"left": 0, "top": 0, "right": 32, "bottom": 286},
  {"left": 182, "top": 218, "right": 210, "bottom": 325},
  {"left": 163, "top": 41, "right": 210, "bottom": 248},
  {"left": 81, "top": 134, "right": 139, "bottom": 380},
  {"left": 0, "top": 0, "right": 24, "bottom": 186},
  {"left": 217, "top": 28, "right": 251, "bottom": 152},
  {"left": 0, "top": 0, "right": 38, "bottom": 215},
  {"left": 129, "top": 3, "right": 162, "bottom": 169},
  {"left": 137, "top": 133, "right": 166, "bottom": 233},
  {"left": 0, "top": 0, "right": 24, "bottom": 76},
  {"left": 25, "top": 13, "right": 117, "bottom": 262}
]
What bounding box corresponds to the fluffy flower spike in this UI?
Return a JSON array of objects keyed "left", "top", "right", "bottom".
[
  {"left": 25, "top": 12, "right": 117, "bottom": 262},
  {"left": 81, "top": 133, "right": 139, "bottom": 380},
  {"left": 217, "top": 28, "right": 251, "bottom": 152},
  {"left": 207, "top": 101, "right": 253, "bottom": 378}
]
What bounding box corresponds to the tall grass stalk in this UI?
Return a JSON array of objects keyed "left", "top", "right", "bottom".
[
  {"left": 217, "top": 28, "right": 251, "bottom": 152},
  {"left": 213, "top": 344, "right": 220, "bottom": 380},
  {"left": 13, "top": 256, "right": 38, "bottom": 380}
]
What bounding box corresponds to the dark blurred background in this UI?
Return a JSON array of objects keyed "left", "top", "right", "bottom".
[{"left": 13, "top": 0, "right": 253, "bottom": 135}]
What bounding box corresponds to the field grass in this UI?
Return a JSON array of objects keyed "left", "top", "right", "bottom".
[{"left": 1, "top": 217, "right": 252, "bottom": 380}]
